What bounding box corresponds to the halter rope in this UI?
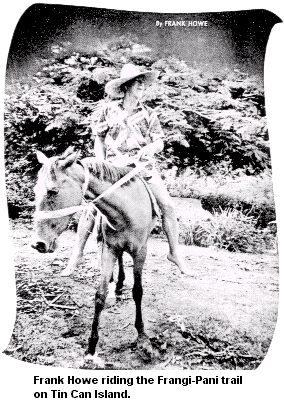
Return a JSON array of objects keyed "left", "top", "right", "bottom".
[{"left": 34, "top": 161, "right": 148, "bottom": 230}]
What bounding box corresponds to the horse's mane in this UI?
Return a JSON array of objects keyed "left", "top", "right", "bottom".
[
  {"left": 81, "top": 158, "right": 134, "bottom": 185},
  {"left": 46, "top": 148, "right": 135, "bottom": 186}
]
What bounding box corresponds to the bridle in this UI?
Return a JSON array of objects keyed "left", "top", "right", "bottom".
[{"left": 34, "top": 160, "right": 149, "bottom": 230}]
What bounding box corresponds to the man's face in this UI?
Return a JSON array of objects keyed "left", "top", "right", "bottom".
[{"left": 127, "top": 77, "right": 145, "bottom": 99}]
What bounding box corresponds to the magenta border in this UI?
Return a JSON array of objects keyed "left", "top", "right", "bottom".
[{"left": 0, "top": 0, "right": 284, "bottom": 401}]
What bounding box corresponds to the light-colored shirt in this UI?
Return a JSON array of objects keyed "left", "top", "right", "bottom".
[{"left": 92, "top": 99, "right": 164, "bottom": 161}]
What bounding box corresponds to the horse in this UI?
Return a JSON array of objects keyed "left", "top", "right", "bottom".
[{"left": 31, "top": 147, "right": 158, "bottom": 364}]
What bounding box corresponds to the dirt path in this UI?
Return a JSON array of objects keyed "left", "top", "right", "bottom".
[{"left": 5, "top": 220, "right": 279, "bottom": 370}]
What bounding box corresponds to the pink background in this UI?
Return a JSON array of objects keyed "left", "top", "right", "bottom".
[{"left": 0, "top": 0, "right": 284, "bottom": 401}]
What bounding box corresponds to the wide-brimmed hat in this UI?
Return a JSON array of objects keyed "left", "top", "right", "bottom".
[{"left": 105, "top": 64, "right": 159, "bottom": 98}]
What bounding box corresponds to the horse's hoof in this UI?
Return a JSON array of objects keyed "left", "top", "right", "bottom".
[
  {"left": 137, "top": 336, "right": 157, "bottom": 362},
  {"left": 84, "top": 353, "right": 105, "bottom": 368}
]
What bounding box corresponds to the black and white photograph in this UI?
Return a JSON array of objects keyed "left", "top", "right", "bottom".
[{"left": 1, "top": 0, "right": 283, "bottom": 396}]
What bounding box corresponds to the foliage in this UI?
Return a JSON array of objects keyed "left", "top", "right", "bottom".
[
  {"left": 4, "top": 38, "right": 273, "bottom": 220},
  {"left": 178, "top": 207, "right": 276, "bottom": 253},
  {"left": 167, "top": 166, "right": 275, "bottom": 227},
  {"left": 144, "top": 59, "right": 269, "bottom": 172},
  {"left": 5, "top": 169, "right": 33, "bottom": 218},
  {"left": 4, "top": 50, "right": 114, "bottom": 215}
]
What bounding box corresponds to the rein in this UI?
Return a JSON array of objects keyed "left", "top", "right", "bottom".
[
  {"left": 34, "top": 205, "right": 85, "bottom": 220},
  {"left": 34, "top": 161, "right": 148, "bottom": 229}
]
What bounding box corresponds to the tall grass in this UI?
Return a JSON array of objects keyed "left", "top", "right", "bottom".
[{"left": 177, "top": 207, "right": 276, "bottom": 253}]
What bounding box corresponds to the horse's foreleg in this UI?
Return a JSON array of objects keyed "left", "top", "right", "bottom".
[
  {"left": 116, "top": 252, "right": 125, "bottom": 295},
  {"left": 86, "top": 244, "right": 117, "bottom": 359},
  {"left": 133, "top": 245, "right": 156, "bottom": 361},
  {"left": 61, "top": 209, "right": 95, "bottom": 276},
  {"left": 132, "top": 246, "right": 147, "bottom": 337}
]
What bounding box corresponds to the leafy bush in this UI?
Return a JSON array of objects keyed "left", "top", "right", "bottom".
[
  {"left": 4, "top": 52, "right": 113, "bottom": 216},
  {"left": 5, "top": 39, "right": 273, "bottom": 219},
  {"left": 144, "top": 60, "right": 269, "bottom": 173},
  {"left": 167, "top": 166, "right": 275, "bottom": 227},
  {"left": 178, "top": 207, "right": 276, "bottom": 253}
]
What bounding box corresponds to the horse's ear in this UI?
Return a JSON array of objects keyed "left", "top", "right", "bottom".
[
  {"left": 58, "top": 151, "right": 79, "bottom": 170},
  {"left": 36, "top": 150, "right": 49, "bottom": 165}
]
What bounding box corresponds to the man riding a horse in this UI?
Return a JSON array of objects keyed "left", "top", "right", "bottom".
[
  {"left": 72, "top": 63, "right": 189, "bottom": 276},
  {"left": 31, "top": 63, "right": 190, "bottom": 364}
]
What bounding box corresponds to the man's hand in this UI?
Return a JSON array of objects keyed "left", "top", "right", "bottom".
[
  {"left": 136, "top": 139, "right": 164, "bottom": 161},
  {"left": 137, "top": 144, "right": 155, "bottom": 161}
]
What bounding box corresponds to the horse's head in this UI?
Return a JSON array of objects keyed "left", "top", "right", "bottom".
[{"left": 31, "top": 148, "right": 83, "bottom": 253}]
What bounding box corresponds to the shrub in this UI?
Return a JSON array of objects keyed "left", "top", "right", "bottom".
[
  {"left": 178, "top": 207, "right": 276, "bottom": 253},
  {"left": 146, "top": 58, "right": 269, "bottom": 173},
  {"left": 167, "top": 166, "right": 275, "bottom": 227},
  {"left": 5, "top": 40, "right": 273, "bottom": 218}
]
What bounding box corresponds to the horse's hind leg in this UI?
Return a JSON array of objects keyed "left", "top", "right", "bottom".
[
  {"left": 116, "top": 252, "right": 125, "bottom": 295},
  {"left": 132, "top": 245, "right": 155, "bottom": 361},
  {"left": 61, "top": 208, "right": 95, "bottom": 276},
  {"left": 86, "top": 244, "right": 117, "bottom": 362}
]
